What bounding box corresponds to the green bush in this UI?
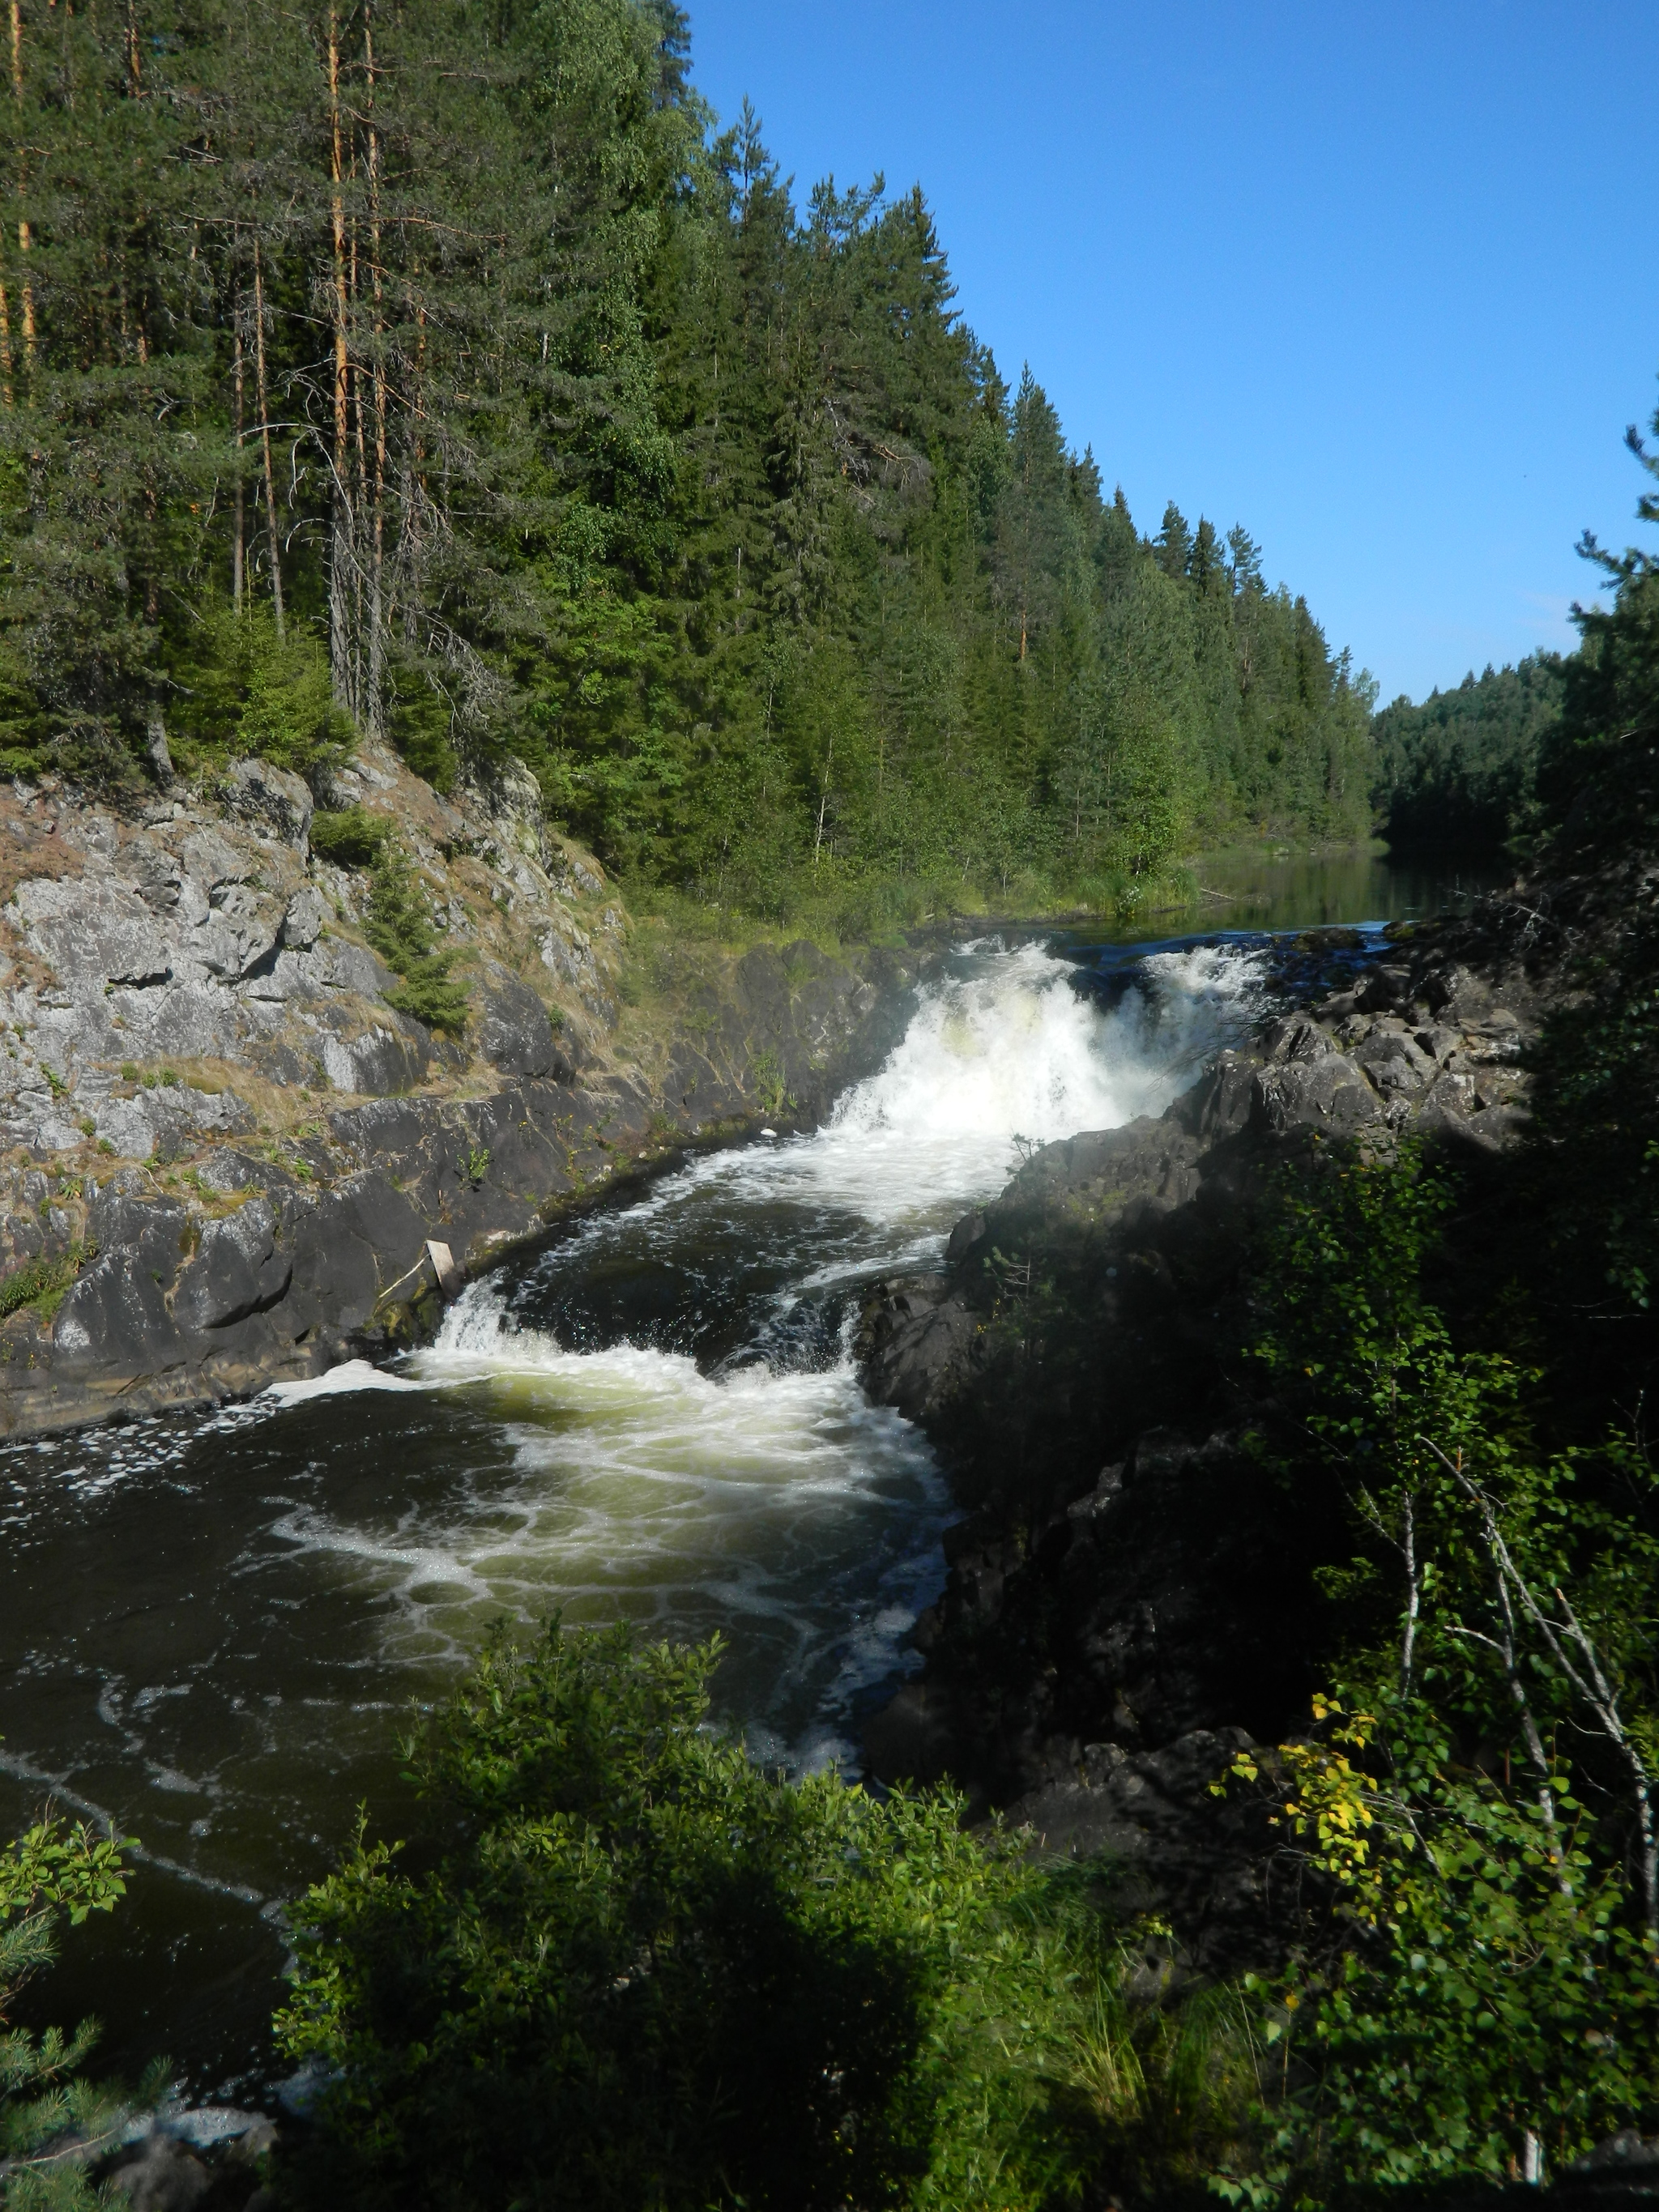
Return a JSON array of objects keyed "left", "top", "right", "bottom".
[
  {"left": 275, "top": 1622, "right": 1114, "bottom": 2212},
  {"left": 310, "top": 806, "right": 393, "bottom": 868},
  {"left": 363, "top": 842, "right": 470, "bottom": 1036},
  {"left": 1224, "top": 1144, "right": 1659, "bottom": 2193},
  {"left": 0, "top": 1792, "right": 160, "bottom": 2210},
  {"left": 0, "top": 1242, "right": 96, "bottom": 1324},
  {"left": 172, "top": 604, "right": 352, "bottom": 783}
]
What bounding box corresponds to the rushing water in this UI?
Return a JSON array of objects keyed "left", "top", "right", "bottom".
[{"left": 0, "top": 857, "right": 1488, "bottom": 2100}]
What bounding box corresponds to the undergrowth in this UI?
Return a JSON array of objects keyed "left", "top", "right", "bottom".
[
  {"left": 0, "top": 1241, "right": 96, "bottom": 1324},
  {"left": 362, "top": 843, "right": 469, "bottom": 1035}
]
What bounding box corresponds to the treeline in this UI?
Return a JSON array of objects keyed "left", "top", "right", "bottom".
[
  {"left": 1372, "top": 651, "right": 1565, "bottom": 847},
  {"left": 0, "top": 0, "right": 1374, "bottom": 918}
]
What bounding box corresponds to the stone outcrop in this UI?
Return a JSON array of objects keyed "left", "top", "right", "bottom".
[
  {"left": 853, "top": 903, "right": 1554, "bottom": 1964},
  {"left": 0, "top": 751, "right": 922, "bottom": 1434}
]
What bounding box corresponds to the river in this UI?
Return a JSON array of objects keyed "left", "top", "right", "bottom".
[{"left": 0, "top": 849, "right": 1499, "bottom": 2102}]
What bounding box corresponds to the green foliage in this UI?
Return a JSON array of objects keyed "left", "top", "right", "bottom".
[
  {"left": 1224, "top": 1694, "right": 1659, "bottom": 2196},
  {"left": 0, "top": 1244, "right": 97, "bottom": 1326},
  {"left": 1048, "top": 1920, "right": 1262, "bottom": 2205},
  {"left": 750, "top": 1049, "right": 794, "bottom": 1118},
  {"left": 275, "top": 1619, "right": 1106, "bottom": 2212},
  {"left": 0, "top": 1797, "right": 150, "bottom": 2211},
  {"left": 0, "top": 0, "right": 1371, "bottom": 913},
  {"left": 1371, "top": 654, "right": 1564, "bottom": 849},
  {"left": 363, "top": 845, "right": 470, "bottom": 1037},
  {"left": 1233, "top": 1144, "right": 1659, "bottom": 2195},
  {"left": 310, "top": 808, "right": 392, "bottom": 869},
  {"left": 172, "top": 607, "right": 352, "bottom": 782}
]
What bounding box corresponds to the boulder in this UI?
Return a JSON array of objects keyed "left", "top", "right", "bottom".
[
  {"left": 220, "top": 757, "right": 313, "bottom": 847},
  {"left": 105, "top": 2134, "right": 213, "bottom": 2210},
  {"left": 320, "top": 1025, "right": 429, "bottom": 1097},
  {"left": 1352, "top": 1027, "right": 1434, "bottom": 1097},
  {"left": 280, "top": 884, "right": 325, "bottom": 949},
  {"left": 858, "top": 1275, "right": 979, "bottom": 1423},
  {"left": 1251, "top": 1051, "right": 1382, "bottom": 1135}
]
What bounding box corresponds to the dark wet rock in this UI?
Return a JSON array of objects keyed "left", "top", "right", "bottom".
[
  {"left": 87, "top": 1183, "right": 190, "bottom": 1290},
  {"left": 474, "top": 964, "right": 574, "bottom": 1080},
  {"left": 861, "top": 1678, "right": 964, "bottom": 1789},
  {"left": 50, "top": 1251, "right": 187, "bottom": 1374},
  {"left": 1001, "top": 1728, "right": 1277, "bottom": 1970},
  {"left": 106, "top": 2134, "right": 214, "bottom": 2210},
  {"left": 945, "top": 1209, "right": 986, "bottom": 1264},
  {"left": 856, "top": 1275, "right": 978, "bottom": 1425},
  {"left": 174, "top": 1201, "right": 291, "bottom": 1333},
  {"left": 277, "top": 1174, "right": 428, "bottom": 1339}
]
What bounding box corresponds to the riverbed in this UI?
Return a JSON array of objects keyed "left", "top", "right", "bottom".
[{"left": 0, "top": 852, "right": 1495, "bottom": 2099}]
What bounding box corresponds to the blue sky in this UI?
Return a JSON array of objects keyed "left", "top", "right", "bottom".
[{"left": 680, "top": 1, "right": 1659, "bottom": 706}]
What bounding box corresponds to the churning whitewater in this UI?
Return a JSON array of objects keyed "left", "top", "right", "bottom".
[{"left": 0, "top": 935, "right": 1266, "bottom": 2092}]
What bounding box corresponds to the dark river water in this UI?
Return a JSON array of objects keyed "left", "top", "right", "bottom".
[{"left": 0, "top": 847, "right": 1502, "bottom": 2102}]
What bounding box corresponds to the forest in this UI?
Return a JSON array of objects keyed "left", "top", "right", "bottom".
[
  {"left": 12, "top": 0, "right": 1659, "bottom": 2204},
  {"left": 1371, "top": 653, "right": 1564, "bottom": 850},
  {"left": 0, "top": 0, "right": 1380, "bottom": 923}
]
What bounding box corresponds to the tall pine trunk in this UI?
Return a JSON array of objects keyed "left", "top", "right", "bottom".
[
  {"left": 252, "top": 237, "right": 284, "bottom": 634},
  {"left": 326, "top": 5, "right": 355, "bottom": 720},
  {"left": 232, "top": 303, "right": 246, "bottom": 609},
  {"left": 364, "top": 2, "right": 386, "bottom": 740},
  {"left": 10, "top": 0, "right": 35, "bottom": 381}
]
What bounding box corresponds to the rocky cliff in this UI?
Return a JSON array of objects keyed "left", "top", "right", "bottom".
[
  {"left": 0, "top": 749, "right": 920, "bottom": 1434},
  {"left": 854, "top": 899, "right": 1559, "bottom": 1967}
]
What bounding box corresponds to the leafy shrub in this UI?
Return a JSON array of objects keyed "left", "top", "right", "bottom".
[
  {"left": 1225, "top": 1695, "right": 1659, "bottom": 2197},
  {"left": 310, "top": 806, "right": 392, "bottom": 868},
  {"left": 275, "top": 1622, "right": 1102, "bottom": 2212},
  {"left": 0, "top": 1794, "right": 160, "bottom": 2210},
  {"left": 363, "top": 843, "right": 469, "bottom": 1035},
  {"left": 1230, "top": 1144, "right": 1659, "bottom": 2192},
  {"left": 171, "top": 604, "right": 352, "bottom": 783},
  {"left": 0, "top": 1242, "right": 96, "bottom": 1323}
]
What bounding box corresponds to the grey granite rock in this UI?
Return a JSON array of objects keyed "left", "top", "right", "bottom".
[
  {"left": 175, "top": 1200, "right": 290, "bottom": 1333},
  {"left": 15, "top": 878, "right": 173, "bottom": 990},
  {"left": 474, "top": 965, "right": 572, "bottom": 1080},
  {"left": 52, "top": 1251, "right": 187, "bottom": 1373},
  {"left": 281, "top": 884, "right": 325, "bottom": 948},
  {"left": 221, "top": 757, "right": 313, "bottom": 847},
  {"left": 320, "top": 1025, "right": 429, "bottom": 1096}
]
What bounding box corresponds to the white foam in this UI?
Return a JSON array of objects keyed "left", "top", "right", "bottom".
[
  {"left": 555, "top": 934, "right": 1264, "bottom": 1251},
  {"left": 261, "top": 1357, "right": 429, "bottom": 1404},
  {"left": 235, "top": 940, "right": 1265, "bottom": 1768}
]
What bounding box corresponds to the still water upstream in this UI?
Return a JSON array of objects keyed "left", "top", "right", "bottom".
[{"left": 0, "top": 850, "right": 1499, "bottom": 2099}]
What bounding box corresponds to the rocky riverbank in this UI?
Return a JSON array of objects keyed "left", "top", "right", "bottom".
[
  {"left": 855, "top": 887, "right": 1570, "bottom": 1968},
  {"left": 0, "top": 751, "right": 922, "bottom": 1435}
]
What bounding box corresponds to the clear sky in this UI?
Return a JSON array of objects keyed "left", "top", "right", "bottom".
[{"left": 680, "top": 1, "right": 1659, "bottom": 707}]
